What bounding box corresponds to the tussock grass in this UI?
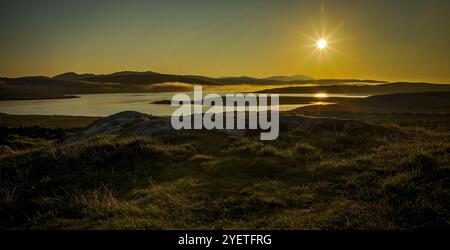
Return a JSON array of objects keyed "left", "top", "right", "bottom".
[{"left": 1, "top": 113, "right": 449, "bottom": 229}]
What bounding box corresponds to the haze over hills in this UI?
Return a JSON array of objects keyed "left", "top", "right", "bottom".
[
  {"left": 52, "top": 71, "right": 317, "bottom": 85},
  {"left": 0, "top": 70, "right": 449, "bottom": 100},
  {"left": 51, "top": 71, "right": 390, "bottom": 86}
]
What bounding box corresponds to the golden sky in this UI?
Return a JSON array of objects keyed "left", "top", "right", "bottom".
[{"left": 0, "top": 0, "right": 449, "bottom": 83}]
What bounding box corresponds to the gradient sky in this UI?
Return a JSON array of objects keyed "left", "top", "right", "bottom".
[{"left": 1, "top": 0, "right": 449, "bottom": 82}]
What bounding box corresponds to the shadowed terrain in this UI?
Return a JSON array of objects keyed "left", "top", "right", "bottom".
[
  {"left": 2, "top": 71, "right": 448, "bottom": 101},
  {"left": 1, "top": 83, "right": 450, "bottom": 230},
  {"left": 259, "top": 82, "right": 450, "bottom": 95},
  {"left": 295, "top": 92, "right": 450, "bottom": 113},
  {"left": 0, "top": 108, "right": 449, "bottom": 229}
]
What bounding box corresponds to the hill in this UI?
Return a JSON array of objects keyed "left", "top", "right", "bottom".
[
  {"left": 1, "top": 71, "right": 449, "bottom": 101},
  {"left": 1, "top": 111, "right": 449, "bottom": 229},
  {"left": 259, "top": 82, "right": 450, "bottom": 95},
  {"left": 296, "top": 92, "right": 450, "bottom": 113},
  {"left": 53, "top": 72, "right": 96, "bottom": 81},
  {"left": 0, "top": 77, "right": 141, "bottom": 100},
  {"left": 263, "top": 74, "right": 313, "bottom": 82}
]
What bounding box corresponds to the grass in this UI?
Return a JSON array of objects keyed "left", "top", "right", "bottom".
[
  {"left": 0, "top": 113, "right": 449, "bottom": 229},
  {"left": 0, "top": 113, "right": 100, "bottom": 129}
]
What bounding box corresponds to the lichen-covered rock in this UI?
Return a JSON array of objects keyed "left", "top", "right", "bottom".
[
  {"left": 64, "top": 111, "right": 174, "bottom": 143},
  {"left": 81, "top": 111, "right": 151, "bottom": 137}
]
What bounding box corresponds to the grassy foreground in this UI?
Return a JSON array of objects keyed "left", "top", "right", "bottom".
[{"left": 0, "top": 113, "right": 449, "bottom": 229}]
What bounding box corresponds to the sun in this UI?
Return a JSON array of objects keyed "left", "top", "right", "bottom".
[
  {"left": 316, "top": 39, "right": 328, "bottom": 49},
  {"left": 314, "top": 93, "right": 328, "bottom": 98}
]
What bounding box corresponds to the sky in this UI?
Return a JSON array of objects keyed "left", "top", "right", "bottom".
[{"left": 0, "top": 0, "right": 449, "bottom": 82}]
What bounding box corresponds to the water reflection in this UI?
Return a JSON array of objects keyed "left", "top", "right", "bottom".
[{"left": 0, "top": 92, "right": 360, "bottom": 117}]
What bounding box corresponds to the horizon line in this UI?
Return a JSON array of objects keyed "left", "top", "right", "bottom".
[{"left": 1, "top": 70, "right": 450, "bottom": 85}]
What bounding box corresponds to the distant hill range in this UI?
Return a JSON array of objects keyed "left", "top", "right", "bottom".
[
  {"left": 296, "top": 92, "right": 450, "bottom": 113},
  {"left": 263, "top": 74, "right": 313, "bottom": 82},
  {"left": 0, "top": 70, "right": 449, "bottom": 100},
  {"left": 52, "top": 71, "right": 389, "bottom": 86},
  {"left": 52, "top": 71, "right": 318, "bottom": 85},
  {"left": 259, "top": 82, "right": 450, "bottom": 95}
]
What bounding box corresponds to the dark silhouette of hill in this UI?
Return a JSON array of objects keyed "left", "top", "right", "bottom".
[
  {"left": 82, "top": 72, "right": 218, "bottom": 85},
  {"left": 61, "top": 72, "right": 310, "bottom": 85},
  {"left": 0, "top": 71, "right": 449, "bottom": 100},
  {"left": 259, "top": 82, "right": 450, "bottom": 95},
  {"left": 52, "top": 71, "right": 383, "bottom": 86},
  {"left": 264, "top": 74, "right": 313, "bottom": 82},
  {"left": 53, "top": 72, "right": 96, "bottom": 80},
  {"left": 0, "top": 76, "right": 141, "bottom": 100},
  {"left": 297, "top": 92, "right": 450, "bottom": 113}
]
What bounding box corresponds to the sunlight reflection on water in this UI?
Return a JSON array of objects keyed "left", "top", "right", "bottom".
[{"left": 0, "top": 92, "right": 362, "bottom": 116}]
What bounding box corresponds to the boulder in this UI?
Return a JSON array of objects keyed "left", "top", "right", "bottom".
[{"left": 0, "top": 145, "right": 13, "bottom": 157}]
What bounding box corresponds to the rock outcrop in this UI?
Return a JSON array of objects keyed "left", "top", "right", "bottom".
[
  {"left": 65, "top": 111, "right": 173, "bottom": 143},
  {"left": 0, "top": 145, "right": 13, "bottom": 157},
  {"left": 65, "top": 111, "right": 389, "bottom": 143}
]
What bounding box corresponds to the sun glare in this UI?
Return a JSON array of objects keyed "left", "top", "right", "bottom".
[
  {"left": 316, "top": 39, "right": 328, "bottom": 49},
  {"left": 314, "top": 93, "right": 328, "bottom": 98}
]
